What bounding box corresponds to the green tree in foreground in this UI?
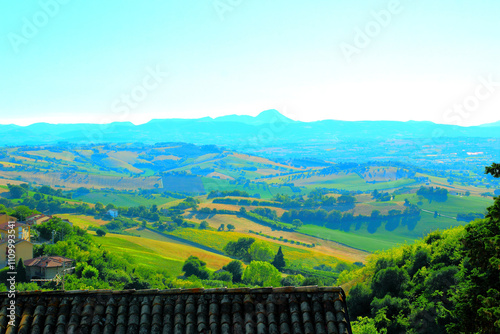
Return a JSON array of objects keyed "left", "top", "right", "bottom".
[
  {"left": 222, "top": 260, "right": 243, "bottom": 283},
  {"left": 248, "top": 242, "right": 274, "bottom": 262},
  {"left": 450, "top": 163, "right": 500, "bottom": 332},
  {"left": 199, "top": 221, "right": 209, "bottom": 230},
  {"left": 182, "top": 256, "right": 210, "bottom": 280},
  {"left": 272, "top": 246, "right": 286, "bottom": 271},
  {"left": 242, "top": 261, "right": 281, "bottom": 287}
]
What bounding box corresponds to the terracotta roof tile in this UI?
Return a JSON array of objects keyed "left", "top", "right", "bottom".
[{"left": 1, "top": 287, "right": 352, "bottom": 333}]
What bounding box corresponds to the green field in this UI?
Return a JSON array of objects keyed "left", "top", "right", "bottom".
[
  {"left": 74, "top": 192, "right": 176, "bottom": 207},
  {"left": 92, "top": 232, "right": 233, "bottom": 276},
  {"left": 167, "top": 228, "right": 346, "bottom": 269},
  {"left": 398, "top": 193, "right": 492, "bottom": 216},
  {"left": 298, "top": 225, "right": 408, "bottom": 252}
]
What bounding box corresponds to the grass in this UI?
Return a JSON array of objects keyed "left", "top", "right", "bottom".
[
  {"left": 184, "top": 212, "right": 369, "bottom": 263},
  {"left": 395, "top": 193, "right": 492, "bottom": 216},
  {"left": 73, "top": 192, "right": 176, "bottom": 207},
  {"left": 298, "top": 225, "right": 406, "bottom": 252},
  {"left": 92, "top": 233, "right": 233, "bottom": 276},
  {"left": 55, "top": 214, "right": 109, "bottom": 228},
  {"left": 167, "top": 228, "right": 347, "bottom": 268}
]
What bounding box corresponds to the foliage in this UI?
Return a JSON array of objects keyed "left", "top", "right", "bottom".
[
  {"left": 16, "top": 259, "right": 27, "bottom": 283},
  {"left": 212, "top": 270, "right": 233, "bottom": 282},
  {"left": 8, "top": 184, "right": 27, "bottom": 199},
  {"left": 281, "top": 274, "right": 304, "bottom": 286},
  {"left": 272, "top": 246, "right": 286, "bottom": 271},
  {"left": 182, "top": 256, "right": 210, "bottom": 280},
  {"left": 248, "top": 242, "right": 274, "bottom": 262},
  {"left": 33, "top": 217, "right": 74, "bottom": 242},
  {"left": 222, "top": 260, "right": 244, "bottom": 283},
  {"left": 242, "top": 261, "right": 282, "bottom": 287},
  {"left": 223, "top": 237, "right": 255, "bottom": 262},
  {"left": 95, "top": 228, "right": 106, "bottom": 237}
]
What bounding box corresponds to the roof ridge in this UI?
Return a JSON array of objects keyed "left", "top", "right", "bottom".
[{"left": 2, "top": 286, "right": 345, "bottom": 296}]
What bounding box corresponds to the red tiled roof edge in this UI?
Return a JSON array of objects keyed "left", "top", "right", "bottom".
[{"left": 1, "top": 285, "right": 345, "bottom": 296}]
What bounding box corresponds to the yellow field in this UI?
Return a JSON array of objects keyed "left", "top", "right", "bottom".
[
  {"left": 93, "top": 233, "right": 233, "bottom": 272},
  {"left": 25, "top": 150, "right": 75, "bottom": 162},
  {"left": 182, "top": 213, "right": 368, "bottom": 263},
  {"left": 55, "top": 214, "right": 109, "bottom": 228},
  {"left": 0, "top": 170, "right": 161, "bottom": 190},
  {"left": 230, "top": 153, "right": 304, "bottom": 170},
  {"left": 198, "top": 202, "right": 286, "bottom": 217}
]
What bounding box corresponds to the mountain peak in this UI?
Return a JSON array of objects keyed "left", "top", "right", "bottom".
[{"left": 255, "top": 109, "right": 294, "bottom": 123}]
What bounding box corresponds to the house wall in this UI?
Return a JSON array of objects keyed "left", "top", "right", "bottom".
[{"left": 0, "top": 241, "right": 33, "bottom": 268}]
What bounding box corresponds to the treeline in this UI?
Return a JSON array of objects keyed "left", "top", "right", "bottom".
[
  {"left": 207, "top": 190, "right": 251, "bottom": 199},
  {"left": 416, "top": 186, "right": 448, "bottom": 202},
  {"left": 212, "top": 197, "right": 281, "bottom": 208},
  {"left": 281, "top": 205, "right": 421, "bottom": 233},
  {"left": 456, "top": 212, "right": 484, "bottom": 222}
]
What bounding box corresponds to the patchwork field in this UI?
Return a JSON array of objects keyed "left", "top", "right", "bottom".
[
  {"left": 92, "top": 233, "right": 233, "bottom": 276},
  {"left": 184, "top": 212, "right": 369, "bottom": 263}
]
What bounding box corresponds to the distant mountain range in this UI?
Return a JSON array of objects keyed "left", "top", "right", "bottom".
[{"left": 1, "top": 109, "right": 499, "bottom": 148}]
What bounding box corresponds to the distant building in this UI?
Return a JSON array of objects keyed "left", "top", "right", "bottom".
[
  {"left": 0, "top": 221, "right": 33, "bottom": 268},
  {"left": 26, "top": 213, "right": 52, "bottom": 226},
  {"left": 107, "top": 209, "right": 119, "bottom": 218},
  {"left": 24, "top": 256, "right": 74, "bottom": 280}
]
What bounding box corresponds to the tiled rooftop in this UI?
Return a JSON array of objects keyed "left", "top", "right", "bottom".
[
  {"left": 0, "top": 286, "right": 352, "bottom": 334},
  {"left": 24, "top": 256, "right": 74, "bottom": 269}
]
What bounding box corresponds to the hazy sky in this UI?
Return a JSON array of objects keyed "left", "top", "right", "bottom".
[{"left": 1, "top": 0, "right": 499, "bottom": 126}]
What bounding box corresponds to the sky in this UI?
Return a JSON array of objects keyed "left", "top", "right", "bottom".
[{"left": 1, "top": 0, "right": 499, "bottom": 126}]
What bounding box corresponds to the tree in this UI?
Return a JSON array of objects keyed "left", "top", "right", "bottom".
[
  {"left": 271, "top": 246, "right": 286, "bottom": 271},
  {"left": 348, "top": 283, "right": 373, "bottom": 319},
  {"left": 248, "top": 242, "right": 274, "bottom": 262},
  {"left": 371, "top": 266, "right": 409, "bottom": 299},
  {"left": 485, "top": 162, "right": 500, "bottom": 177},
  {"left": 451, "top": 165, "right": 500, "bottom": 332},
  {"left": 292, "top": 219, "right": 303, "bottom": 229},
  {"left": 16, "top": 259, "right": 27, "bottom": 283},
  {"left": 82, "top": 265, "right": 99, "bottom": 279},
  {"left": 95, "top": 202, "right": 104, "bottom": 212},
  {"left": 226, "top": 224, "right": 235, "bottom": 231},
  {"left": 182, "top": 256, "right": 210, "bottom": 280},
  {"left": 95, "top": 229, "right": 106, "bottom": 237},
  {"left": 222, "top": 260, "right": 244, "bottom": 283},
  {"left": 199, "top": 221, "right": 209, "bottom": 230},
  {"left": 242, "top": 261, "right": 282, "bottom": 287},
  {"left": 8, "top": 184, "right": 26, "bottom": 199},
  {"left": 281, "top": 274, "right": 304, "bottom": 286},
  {"left": 212, "top": 270, "right": 233, "bottom": 282},
  {"left": 11, "top": 205, "right": 34, "bottom": 221},
  {"left": 218, "top": 224, "right": 225, "bottom": 231},
  {"left": 223, "top": 238, "right": 255, "bottom": 262}
]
